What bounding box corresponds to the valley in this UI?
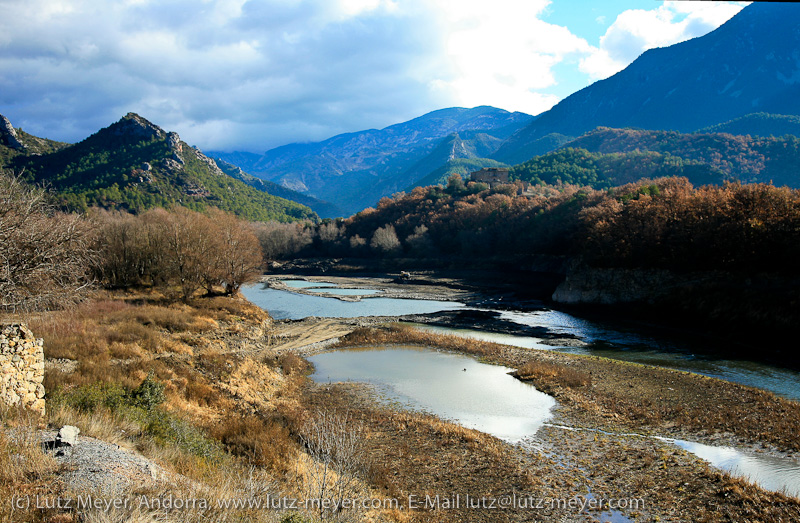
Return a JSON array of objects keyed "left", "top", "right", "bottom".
[{"left": 3, "top": 2, "right": 800, "bottom": 522}]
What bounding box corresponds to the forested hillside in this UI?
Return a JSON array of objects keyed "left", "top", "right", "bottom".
[
  {"left": 566, "top": 127, "right": 800, "bottom": 188},
  {"left": 1, "top": 113, "right": 317, "bottom": 222},
  {"left": 509, "top": 148, "right": 725, "bottom": 189}
]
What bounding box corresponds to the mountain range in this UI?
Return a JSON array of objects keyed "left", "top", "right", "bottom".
[
  {"left": 493, "top": 2, "right": 800, "bottom": 164},
  {"left": 211, "top": 3, "right": 800, "bottom": 216},
  {"left": 211, "top": 106, "right": 534, "bottom": 215},
  {"left": 4, "top": 3, "right": 800, "bottom": 221}
]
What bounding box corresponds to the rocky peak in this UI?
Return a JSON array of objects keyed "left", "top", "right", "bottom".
[
  {"left": 192, "top": 147, "right": 224, "bottom": 176},
  {"left": 0, "top": 114, "right": 26, "bottom": 150},
  {"left": 113, "top": 113, "right": 165, "bottom": 141}
]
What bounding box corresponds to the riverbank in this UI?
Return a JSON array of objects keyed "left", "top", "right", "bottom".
[
  {"left": 271, "top": 258, "right": 800, "bottom": 365},
  {"left": 315, "top": 325, "right": 800, "bottom": 521},
  {"left": 7, "top": 283, "right": 800, "bottom": 522},
  {"left": 259, "top": 273, "right": 800, "bottom": 520}
]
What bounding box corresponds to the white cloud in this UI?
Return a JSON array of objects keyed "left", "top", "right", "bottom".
[
  {"left": 579, "top": 1, "right": 748, "bottom": 80},
  {"left": 0, "top": 0, "right": 749, "bottom": 151},
  {"left": 425, "top": 0, "right": 591, "bottom": 116}
]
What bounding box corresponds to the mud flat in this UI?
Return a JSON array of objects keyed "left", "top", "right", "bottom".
[{"left": 251, "top": 273, "right": 800, "bottom": 521}]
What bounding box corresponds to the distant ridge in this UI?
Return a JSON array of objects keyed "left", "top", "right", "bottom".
[{"left": 213, "top": 106, "right": 533, "bottom": 215}]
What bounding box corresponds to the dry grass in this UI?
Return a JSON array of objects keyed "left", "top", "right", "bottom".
[
  {"left": 0, "top": 406, "right": 61, "bottom": 523},
  {"left": 212, "top": 415, "right": 300, "bottom": 475},
  {"left": 514, "top": 359, "right": 592, "bottom": 389},
  {"left": 14, "top": 291, "right": 329, "bottom": 522}
]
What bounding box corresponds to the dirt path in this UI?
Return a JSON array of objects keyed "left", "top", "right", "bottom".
[{"left": 269, "top": 318, "right": 356, "bottom": 353}]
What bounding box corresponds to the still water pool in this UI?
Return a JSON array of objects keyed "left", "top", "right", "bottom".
[
  {"left": 308, "top": 346, "right": 556, "bottom": 442},
  {"left": 242, "top": 284, "right": 463, "bottom": 320}
]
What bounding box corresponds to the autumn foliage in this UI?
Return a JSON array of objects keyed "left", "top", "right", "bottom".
[{"left": 281, "top": 176, "right": 800, "bottom": 276}]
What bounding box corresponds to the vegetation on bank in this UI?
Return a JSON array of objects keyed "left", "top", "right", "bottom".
[
  {"left": 256, "top": 175, "right": 800, "bottom": 276},
  {"left": 0, "top": 292, "right": 330, "bottom": 523}
]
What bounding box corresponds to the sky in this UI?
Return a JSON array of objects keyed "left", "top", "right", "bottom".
[{"left": 0, "top": 0, "right": 750, "bottom": 153}]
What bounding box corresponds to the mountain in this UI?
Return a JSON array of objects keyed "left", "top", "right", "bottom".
[
  {"left": 213, "top": 157, "right": 345, "bottom": 218},
  {"left": 1, "top": 113, "right": 317, "bottom": 222},
  {"left": 1, "top": 114, "right": 69, "bottom": 160},
  {"left": 564, "top": 127, "right": 800, "bottom": 188},
  {"left": 494, "top": 3, "right": 800, "bottom": 165},
  {"left": 213, "top": 106, "right": 533, "bottom": 215}
]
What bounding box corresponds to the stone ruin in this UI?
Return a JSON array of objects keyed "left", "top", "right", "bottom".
[{"left": 0, "top": 323, "right": 45, "bottom": 416}]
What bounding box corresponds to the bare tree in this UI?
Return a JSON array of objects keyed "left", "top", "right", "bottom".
[
  {"left": 204, "top": 209, "right": 264, "bottom": 295},
  {"left": 369, "top": 224, "right": 401, "bottom": 254},
  {"left": 252, "top": 221, "right": 313, "bottom": 260},
  {"left": 300, "top": 410, "right": 366, "bottom": 520},
  {"left": 161, "top": 207, "right": 217, "bottom": 300},
  {"left": 0, "top": 172, "right": 94, "bottom": 311}
]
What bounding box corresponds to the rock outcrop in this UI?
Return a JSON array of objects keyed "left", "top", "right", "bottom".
[
  {"left": 113, "top": 112, "right": 165, "bottom": 141},
  {"left": 0, "top": 114, "right": 26, "bottom": 150}
]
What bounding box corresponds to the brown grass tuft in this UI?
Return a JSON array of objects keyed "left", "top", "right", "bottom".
[{"left": 514, "top": 360, "right": 592, "bottom": 389}]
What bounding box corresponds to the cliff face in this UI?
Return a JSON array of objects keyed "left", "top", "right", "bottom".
[{"left": 0, "top": 114, "right": 26, "bottom": 150}]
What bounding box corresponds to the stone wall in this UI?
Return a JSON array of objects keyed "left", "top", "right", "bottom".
[{"left": 0, "top": 323, "right": 45, "bottom": 416}]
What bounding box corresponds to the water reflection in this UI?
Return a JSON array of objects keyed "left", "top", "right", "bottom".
[
  {"left": 242, "top": 284, "right": 464, "bottom": 320},
  {"left": 308, "top": 346, "right": 556, "bottom": 442}
]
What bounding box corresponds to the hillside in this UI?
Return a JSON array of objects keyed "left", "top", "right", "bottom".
[
  {"left": 213, "top": 158, "right": 345, "bottom": 218},
  {"left": 697, "top": 113, "right": 800, "bottom": 138},
  {"left": 510, "top": 148, "right": 726, "bottom": 189},
  {"left": 1, "top": 114, "right": 69, "bottom": 161},
  {"left": 565, "top": 127, "right": 800, "bottom": 188},
  {"left": 1, "top": 113, "right": 317, "bottom": 222},
  {"left": 493, "top": 3, "right": 800, "bottom": 164},
  {"left": 213, "top": 106, "right": 533, "bottom": 215}
]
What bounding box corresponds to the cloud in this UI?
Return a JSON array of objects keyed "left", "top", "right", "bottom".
[
  {"left": 579, "top": 1, "right": 748, "bottom": 80},
  {"left": 425, "top": 0, "right": 591, "bottom": 117},
  {"left": 0, "top": 0, "right": 747, "bottom": 152},
  {"left": 0, "top": 0, "right": 448, "bottom": 150}
]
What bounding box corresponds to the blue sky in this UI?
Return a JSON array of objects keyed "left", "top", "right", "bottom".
[{"left": 0, "top": 0, "right": 749, "bottom": 152}]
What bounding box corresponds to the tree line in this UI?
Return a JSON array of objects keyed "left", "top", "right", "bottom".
[
  {"left": 0, "top": 170, "right": 265, "bottom": 311},
  {"left": 257, "top": 174, "right": 800, "bottom": 276}
]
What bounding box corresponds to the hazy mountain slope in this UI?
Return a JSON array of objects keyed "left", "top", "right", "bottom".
[
  {"left": 214, "top": 158, "right": 345, "bottom": 218},
  {"left": 215, "top": 106, "right": 533, "bottom": 215},
  {"left": 410, "top": 158, "right": 509, "bottom": 190},
  {"left": 4, "top": 113, "right": 316, "bottom": 222},
  {"left": 494, "top": 3, "right": 800, "bottom": 165}
]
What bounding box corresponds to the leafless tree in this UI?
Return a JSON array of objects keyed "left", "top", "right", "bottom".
[
  {"left": 300, "top": 410, "right": 366, "bottom": 520},
  {"left": 0, "top": 172, "right": 94, "bottom": 311},
  {"left": 204, "top": 209, "right": 263, "bottom": 295},
  {"left": 252, "top": 221, "right": 313, "bottom": 260},
  {"left": 370, "top": 224, "right": 401, "bottom": 254}
]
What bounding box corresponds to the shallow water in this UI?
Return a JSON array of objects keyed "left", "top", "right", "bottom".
[
  {"left": 662, "top": 438, "right": 800, "bottom": 499},
  {"left": 408, "top": 321, "right": 800, "bottom": 401},
  {"left": 279, "top": 279, "right": 334, "bottom": 289},
  {"left": 315, "top": 287, "right": 382, "bottom": 296},
  {"left": 241, "top": 284, "right": 463, "bottom": 320},
  {"left": 308, "top": 346, "right": 556, "bottom": 442}
]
